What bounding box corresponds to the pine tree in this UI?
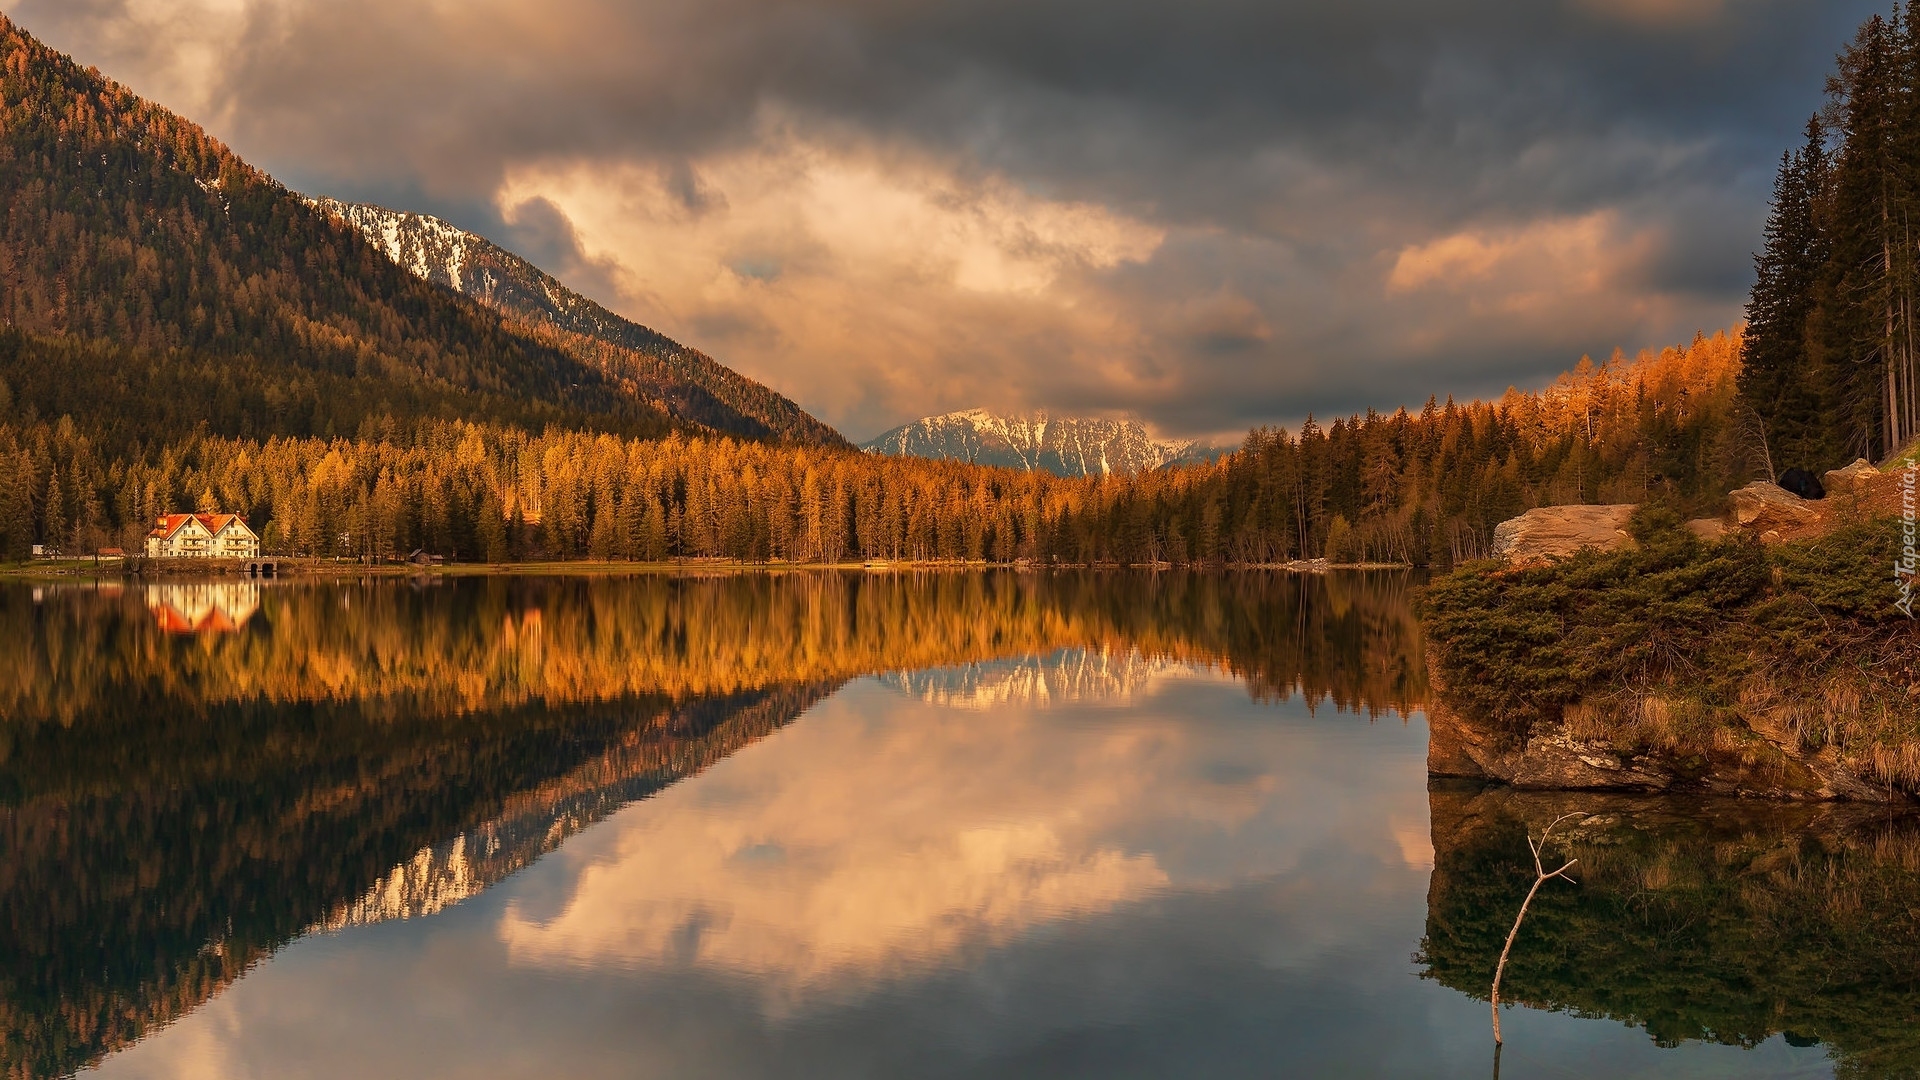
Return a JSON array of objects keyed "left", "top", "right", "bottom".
[
  {"left": 1814, "top": 14, "right": 1902, "bottom": 462},
  {"left": 477, "top": 490, "right": 507, "bottom": 563},
  {"left": 42, "top": 467, "right": 65, "bottom": 551},
  {"left": 1742, "top": 122, "right": 1829, "bottom": 467},
  {"left": 1744, "top": 7, "right": 1920, "bottom": 464},
  {"left": 0, "top": 450, "right": 24, "bottom": 561}
]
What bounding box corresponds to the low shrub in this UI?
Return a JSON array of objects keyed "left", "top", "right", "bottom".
[{"left": 1420, "top": 509, "right": 1920, "bottom": 788}]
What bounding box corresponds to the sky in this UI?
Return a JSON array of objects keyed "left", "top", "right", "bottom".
[{"left": 9, "top": 0, "right": 1889, "bottom": 442}]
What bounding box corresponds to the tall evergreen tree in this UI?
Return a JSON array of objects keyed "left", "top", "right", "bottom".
[
  {"left": 1812, "top": 14, "right": 1901, "bottom": 463},
  {"left": 1744, "top": 6, "right": 1920, "bottom": 464},
  {"left": 1742, "top": 121, "right": 1830, "bottom": 467},
  {"left": 41, "top": 467, "right": 66, "bottom": 551}
]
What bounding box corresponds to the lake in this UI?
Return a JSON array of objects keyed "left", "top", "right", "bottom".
[{"left": 2, "top": 571, "right": 1914, "bottom": 1078}]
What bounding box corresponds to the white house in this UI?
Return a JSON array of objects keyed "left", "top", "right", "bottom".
[{"left": 146, "top": 513, "right": 261, "bottom": 559}]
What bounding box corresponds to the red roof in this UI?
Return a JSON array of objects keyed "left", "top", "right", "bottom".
[
  {"left": 148, "top": 514, "right": 197, "bottom": 540},
  {"left": 148, "top": 513, "right": 252, "bottom": 540}
]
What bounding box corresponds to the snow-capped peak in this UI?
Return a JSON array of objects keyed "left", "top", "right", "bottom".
[{"left": 860, "top": 409, "right": 1214, "bottom": 477}]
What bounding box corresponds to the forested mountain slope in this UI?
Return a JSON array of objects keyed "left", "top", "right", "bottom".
[
  {"left": 0, "top": 15, "right": 675, "bottom": 440},
  {"left": 308, "top": 199, "right": 847, "bottom": 447}
]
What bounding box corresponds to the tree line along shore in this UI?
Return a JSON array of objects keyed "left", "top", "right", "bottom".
[{"left": 0, "top": 328, "right": 1755, "bottom": 569}]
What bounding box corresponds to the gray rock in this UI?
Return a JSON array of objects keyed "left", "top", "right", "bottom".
[
  {"left": 1491, "top": 504, "right": 1637, "bottom": 563},
  {"left": 1728, "top": 481, "right": 1822, "bottom": 537},
  {"left": 1823, "top": 459, "right": 1881, "bottom": 499}
]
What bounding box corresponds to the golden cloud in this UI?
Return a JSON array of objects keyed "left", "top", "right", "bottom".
[
  {"left": 1573, "top": 0, "right": 1735, "bottom": 28},
  {"left": 1386, "top": 212, "right": 1622, "bottom": 296},
  {"left": 495, "top": 129, "right": 1166, "bottom": 435}
]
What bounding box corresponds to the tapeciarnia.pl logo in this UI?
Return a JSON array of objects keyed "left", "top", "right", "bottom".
[{"left": 1899, "top": 460, "right": 1916, "bottom": 618}]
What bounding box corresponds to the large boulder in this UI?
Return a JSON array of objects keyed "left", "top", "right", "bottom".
[
  {"left": 1728, "top": 481, "right": 1822, "bottom": 539},
  {"left": 1823, "top": 459, "right": 1881, "bottom": 499},
  {"left": 1492, "top": 504, "right": 1637, "bottom": 563}
]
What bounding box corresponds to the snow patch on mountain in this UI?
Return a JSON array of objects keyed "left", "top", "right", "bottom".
[
  {"left": 309, "top": 196, "right": 476, "bottom": 292},
  {"left": 302, "top": 195, "right": 848, "bottom": 447}
]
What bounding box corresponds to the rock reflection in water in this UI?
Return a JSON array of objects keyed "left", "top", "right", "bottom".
[{"left": 1418, "top": 782, "right": 1920, "bottom": 1075}]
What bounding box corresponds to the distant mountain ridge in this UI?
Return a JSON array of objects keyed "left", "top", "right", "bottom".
[
  {"left": 308, "top": 198, "right": 847, "bottom": 448},
  {"left": 861, "top": 409, "right": 1217, "bottom": 477}
]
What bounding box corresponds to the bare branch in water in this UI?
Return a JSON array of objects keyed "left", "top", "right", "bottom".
[{"left": 1491, "top": 812, "right": 1585, "bottom": 1046}]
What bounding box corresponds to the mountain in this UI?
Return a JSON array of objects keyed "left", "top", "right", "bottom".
[
  {"left": 0, "top": 15, "right": 676, "bottom": 443},
  {"left": 308, "top": 198, "right": 847, "bottom": 448},
  {"left": 861, "top": 409, "right": 1217, "bottom": 477}
]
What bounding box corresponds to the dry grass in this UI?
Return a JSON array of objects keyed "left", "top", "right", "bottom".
[{"left": 1560, "top": 644, "right": 1920, "bottom": 792}]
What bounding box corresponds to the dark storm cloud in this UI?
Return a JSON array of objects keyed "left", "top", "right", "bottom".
[{"left": 9, "top": 0, "right": 1888, "bottom": 439}]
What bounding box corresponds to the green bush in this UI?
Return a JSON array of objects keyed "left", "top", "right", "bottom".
[{"left": 1420, "top": 509, "right": 1914, "bottom": 739}]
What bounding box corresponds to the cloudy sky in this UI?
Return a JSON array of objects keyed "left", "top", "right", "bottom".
[{"left": 11, "top": 0, "right": 1884, "bottom": 442}]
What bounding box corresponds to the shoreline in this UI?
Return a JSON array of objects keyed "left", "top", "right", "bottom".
[{"left": 0, "top": 557, "right": 1420, "bottom": 581}]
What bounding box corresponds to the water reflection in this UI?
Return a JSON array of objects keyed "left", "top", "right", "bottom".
[
  {"left": 877, "top": 647, "right": 1181, "bottom": 709},
  {"left": 495, "top": 680, "right": 1190, "bottom": 1008},
  {"left": 0, "top": 571, "right": 1424, "bottom": 725},
  {"left": 90, "top": 673, "right": 1451, "bottom": 1080},
  {"left": 145, "top": 582, "right": 261, "bottom": 634},
  {"left": 13, "top": 570, "right": 1912, "bottom": 1077},
  {"left": 1418, "top": 782, "right": 1920, "bottom": 1075},
  {"left": 0, "top": 570, "right": 1423, "bottom": 1078},
  {"left": 312, "top": 685, "right": 844, "bottom": 935}
]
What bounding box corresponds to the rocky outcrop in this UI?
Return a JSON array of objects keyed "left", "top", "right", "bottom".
[
  {"left": 1454, "top": 470, "right": 1917, "bottom": 800},
  {"left": 1425, "top": 692, "right": 1890, "bottom": 800},
  {"left": 1824, "top": 458, "right": 1882, "bottom": 499},
  {"left": 1490, "top": 504, "right": 1637, "bottom": 563},
  {"left": 1727, "top": 480, "right": 1823, "bottom": 541},
  {"left": 1422, "top": 638, "right": 1898, "bottom": 801},
  {"left": 1491, "top": 468, "right": 1903, "bottom": 564}
]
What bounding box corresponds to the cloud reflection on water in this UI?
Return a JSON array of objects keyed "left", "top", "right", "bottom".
[
  {"left": 84, "top": 668, "right": 1841, "bottom": 1079},
  {"left": 492, "top": 669, "right": 1432, "bottom": 1017}
]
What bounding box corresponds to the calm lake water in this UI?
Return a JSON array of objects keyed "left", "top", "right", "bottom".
[{"left": 3, "top": 572, "right": 1914, "bottom": 1079}]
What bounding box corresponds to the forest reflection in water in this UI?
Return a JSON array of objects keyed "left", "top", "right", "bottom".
[
  {"left": 1419, "top": 783, "right": 1920, "bottom": 1077},
  {"left": 0, "top": 570, "right": 1422, "bottom": 1078},
  {"left": 6, "top": 571, "right": 1915, "bottom": 1078},
  {"left": 0, "top": 570, "right": 1426, "bottom": 724}
]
